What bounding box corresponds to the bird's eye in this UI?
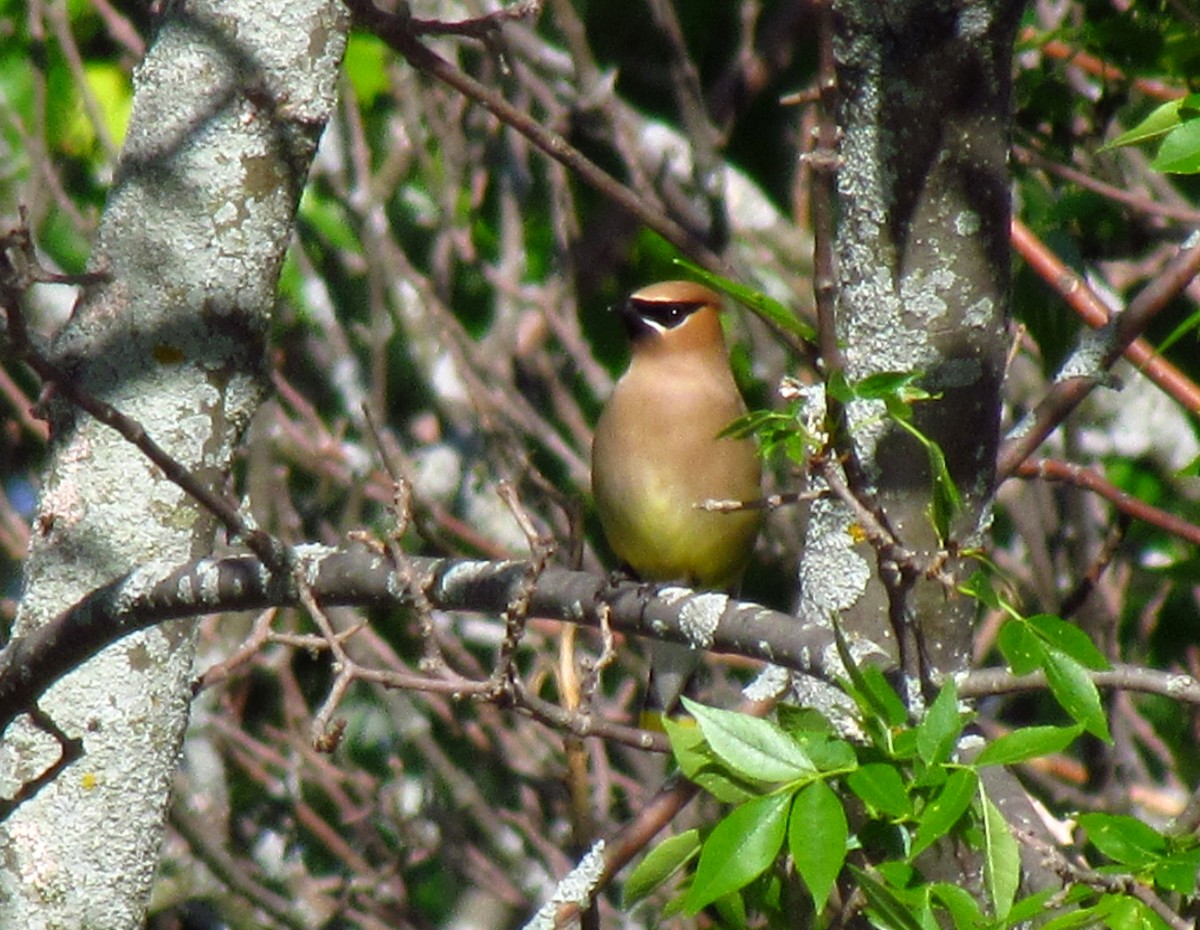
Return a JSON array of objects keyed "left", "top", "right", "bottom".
[{"left": 637, "top": 300, "right": 702, "bottom": 330}]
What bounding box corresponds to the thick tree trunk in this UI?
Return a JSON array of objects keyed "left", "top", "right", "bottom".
[
  {"left": 0, "top": 2, "right": 346, "bottom": 925},
  {"left": 801, "top": 0, "right": 1021, "bottom": 684}
]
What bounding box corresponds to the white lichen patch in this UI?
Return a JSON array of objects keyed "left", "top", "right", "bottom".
[
  {"left": 292, "top": 543, "right": 336, "bottom": 586},
  {"left": 1166, "top": 675, "right": 1197, "bottom": 697},
  {"left": 678, "top": 593, "right": 729, "bottom": 649},
  {"left": 521, "top": 840, "right": 607, "bottom": 930},
  {"left": 799, "top": 499, "right": 872, "bottom": 618},
  {"left": 744, "top": 664, "right": 790, "bottom": 702},
  {"left": 957, "top": 5, "right": 992, "bottom": 38},
  {"left": 954, "top": 209, "right": 981, "bottom": 236},
  {"left": 1056, "top": 323, "right": 1114, "bottom": 382},
  {"left": 657, "top": 585, "right": 693, "bottom": 606},
  {"left": 112, "top": 559, "right": 181, "bottom": 614},
  {"left": 962, "top": 295, "right": 995, "bottom": 328}
]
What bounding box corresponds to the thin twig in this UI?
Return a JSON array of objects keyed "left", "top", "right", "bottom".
[
  {"left": 1010, "top": 218, "right": 1200, "bottom": 416},
  {"left": 998, "top": 236, "right": 1200, "bottom": 479},
  {"left": 1016, "top": 458, "right": 1200, "bottom": 548}
]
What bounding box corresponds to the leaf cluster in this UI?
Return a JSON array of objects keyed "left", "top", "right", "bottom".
[{"left": 625, "top": 587, "right": 1197, "bottom": 930}]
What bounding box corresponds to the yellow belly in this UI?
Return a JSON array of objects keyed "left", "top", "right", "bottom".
[{"left": 592, "top": 438, "right": 761, "bottom": 589}]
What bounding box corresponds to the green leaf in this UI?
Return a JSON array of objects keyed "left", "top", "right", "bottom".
[
  {"left": 974, "top": 725, "right": 1083, "bottom": 767},
  {"left": 980, "top": 790, "right": 1020, "bottom": 920},
  {"left": 672, "top": 258, "right": 817, "bottom": 342},
  {"left": 1152, "top": 116, "right": 1200, "bottom": 174},
  {"left": 623, "top": 830, "right": 701, "bottom": 907},
  {"left": 858, "top": 664, "right": 910, "bottom": 730},
  {"left": 711, "top": 891, "right": 750, "bottom": 930},
  {"left": 1027, "top": 614, "right": 1110, "bottom": 670},
  {"left": 788, "top": 780, "right": 847, "bottom": 913},
  {"left": 832, "top": 619, "right": 907, "bottom": 731},
  {"left": 1152, "top": 847, "right": 1200, "bottom": 894},
  {"left": 691, "top": 768, "right": 762, "bottom": 805},
  {"left": 343, "top": 32, "right": 393, "bottom": 107},
  {"left": 1041, "top": 900, "right": 1122, "bottom": 930},
  {"left": 853, "top": 371, "right": 926, "bottom": 401},
  {"left": 1078, "top": 812, "right": 1166, "bottom": 869},
  {"left": 917, "top": 680, "right": 964, "bottom": 766},
  {"left": 851, "top": 867, "right": 927, "bottom": 930},
  {"left": 1043, "top": 649, "right": 1111, "bottom": 742},
  {"left": 684, "top": 792, "right": 790, "bottom": 913},
  {"left": 663, "top": 716, "right": 718, "bottom": 780},
  {"left": 1105, "top": 98, "right": 1184, "bottom": 150},
  {"left": 929, "top": 882, "right": 987, "bottom": 930},
  {"left": 846, "top": 764, "right": 912, "bottom": 819},
  {"left": 776, "top": 705, "right": 834, "bottom": 735},
  {"left": 801, "top": 735, "right": 859, "bottom": 774},
  {"left": 83, "top": 62, "right": 132, "bottom": 149},
  {"left": 924, "top": 435, "right": 963, "bottom": 544},
  {"left": 1105, "top": 895, "right": 1174, "bottom": 930},
  {"left": 682, "top": 699, "right": 815, "bottom": 784},
  {"left": 1155, "top": 307, "right": 1200, "bottom": 357},
  {"left": 890, "top": 417, "right": 962, "bottom": 543},
  {"left": 1005, "top": 888, "right": 1059, "bottom": 926},
  {"left": 911, "top": 768, "right": 978, "bottom": 857},
  {"left": 996, "top": 620, "right": 1044, "bottom": 675}
]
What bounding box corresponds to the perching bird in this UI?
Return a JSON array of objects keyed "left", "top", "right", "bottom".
[{"left": 591, "top": 280, "right": 762, "bottom": 720}]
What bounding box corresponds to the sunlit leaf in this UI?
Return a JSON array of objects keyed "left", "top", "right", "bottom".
[
  {"left": 916, "top": 679, "right": 964, "bottom": 766},
  {"left": 980, "top": 790, "right": 1019, "bottom": 920},
  {"left": 1027, "top": 614, "right": 1110, "bottom": 670},
  {"left": 974, "top": 725, "right": 1082, "bottom": 767},
  {"left": 851, "top": 867, "right": 927, "bottom": 930},
  {"left": 996, "top": 620, "right": 1044, "bottom": 675},
  {"left": 1078, "top": 812, "right": 1166, "bottom": 869},
  {"left": 672, "top": 258, "right": 817, "bottom": 342},
  {"left": 1104, "top": 98, "right": 1184, "bottom": 150},
  {"left": 624, "top": 830, "right": 701, "bottom": 907},
  {"left": 789, "top": 780, "right": 847, "bottom": 913},
  {"left": 683, "top": 698, "right": 815, "bottom": 784},
  {"left": 684, "top": 792, "right": 790, "bottom": 913},
  {"left": 1152, "top": 116, "right": 1200, "bottom": 174},
  {"left": 911, "top": 768, "right": 977, "bottom": 857},
  {"left": 846, "top": 763, "right": 912, "bottom": 819},
  {"left": 1043, "top": 649, "right": 1111, "bottom": 742},
  {"left": 929, "top": 882, "right": 987, "bottom": 930}
]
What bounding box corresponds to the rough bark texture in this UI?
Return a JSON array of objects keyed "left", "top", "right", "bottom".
[
  {"left": 800, "top": 0, "right": 1021, "bottom": 684},
  {"left": 0, "top": 1, "right": 347, "bottom": 925}
]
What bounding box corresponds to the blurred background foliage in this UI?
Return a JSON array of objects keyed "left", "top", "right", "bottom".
[{"left": 3, "top": 0, "right": 1200, "bottom": 927}]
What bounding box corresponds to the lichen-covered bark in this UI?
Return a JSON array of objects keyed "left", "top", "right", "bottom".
[
  {"left": 801, "top": 0, "right": 1022, "bottom": 683},
  {"left": 0, "top": 1, "right": 347, "bottom": 925}
]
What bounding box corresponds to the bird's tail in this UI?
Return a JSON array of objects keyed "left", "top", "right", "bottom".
[{"left": 639, "top": 639, "right": 700, "bottom": 731}]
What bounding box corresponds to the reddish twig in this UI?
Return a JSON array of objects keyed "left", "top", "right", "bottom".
[
  {"left": 1020, "top": 27, "right": 1183, "bottom": 103},
  {"left": 998, "top": 235, "right": 1200, "bottom": 479},
  {"left": 1011, "top": 219, "right": 1200, "bottom": 416},
  {"left": 1016, "top": 458, "right": 1200, "bottom": 548}
]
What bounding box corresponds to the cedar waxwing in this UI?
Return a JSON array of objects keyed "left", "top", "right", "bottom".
[{"left": 591, "top": 281, "right": 762, "bottom": 718}]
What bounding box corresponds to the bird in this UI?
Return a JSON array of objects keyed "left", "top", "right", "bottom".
[{"left": 591, "top": 280, "right": 762, "bottom": 722}]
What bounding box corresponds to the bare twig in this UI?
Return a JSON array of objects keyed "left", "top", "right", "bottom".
[
  {"left": 1016, "top": 458, "right": 1200, "bottom": 548},
  {"left": 1010, "top": 219, "right": 1200, "bottom": 417},
  {"left": 998, "top": 236, "right": 1200, "bottom": 479},
  {"left": 343, "top": 0, "right": 728, "bottom": 275}
]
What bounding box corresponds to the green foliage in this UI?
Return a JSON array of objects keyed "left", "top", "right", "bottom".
[
  {"left": 627, "top": 638, "right": 1189, "bottom": 930},
  {"left": 1106, "top": 95, "right": 1200, "bottom": 174},
  {"left": 827, "top": 370, "right": 964, "bottom": 544}
]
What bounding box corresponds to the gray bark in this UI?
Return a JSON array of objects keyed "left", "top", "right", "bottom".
[
  {"left": 802, "top": 0, "right": 1021, "bottom": 683},
  {"left": 0, "top": 1, "right": 347, "bottom": 926}
]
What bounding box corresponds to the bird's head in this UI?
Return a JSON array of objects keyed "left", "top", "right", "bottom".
[{"left": 618, "top": 280, "right": 727, "bottom": 356}]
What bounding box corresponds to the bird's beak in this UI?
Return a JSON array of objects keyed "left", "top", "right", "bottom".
[{"left": 614, "top": 298, "right": 656, "bottom": 341}]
